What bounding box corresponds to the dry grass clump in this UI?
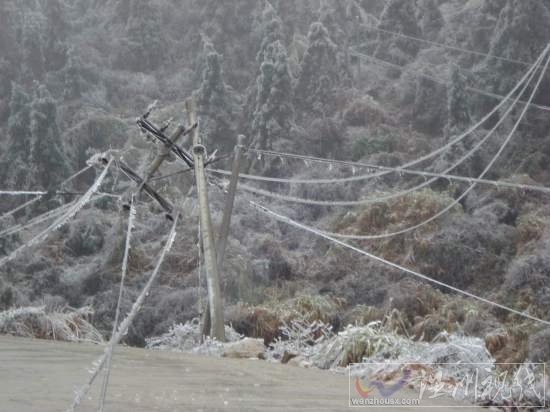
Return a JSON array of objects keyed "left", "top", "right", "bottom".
[
  {"left": 227, "top": 294, "right": 343, "bottom": 344},
  {"left": 516, "top": 212, "right": 547, "bottom": 252},
  {"left": 0, "top": 306, "right": 103, "bottom": 343},
  {"left": 342, "top": 305, "right": 385, "bottom": 326},
  {"left": 484, "top": 325, "right": 532, "bottom": 368},
  {"left": 334, "top": 189, "right": 461, "bottom": 237}
]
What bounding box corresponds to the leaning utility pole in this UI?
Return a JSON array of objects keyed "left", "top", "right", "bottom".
[
  {"left": 186, "top": 97, "right": 226, "bottom": 342},
  {"left": 201, "top": 135, "right": 245, "bottom": 336}
]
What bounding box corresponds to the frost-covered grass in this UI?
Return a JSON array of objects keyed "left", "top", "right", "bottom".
[
  {"left": 145, "top": 319, "right": 243, "bottom": 356},
  {"left": 0, "top": 305, "right": 103, "bottom": 343}
]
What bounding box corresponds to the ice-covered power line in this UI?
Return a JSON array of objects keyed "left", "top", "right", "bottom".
[
  {"left": 250, "top": 201, "right": 550, "bottom": 327},
  {"left": 0, "top": 158, "right": 113, "bottom": 269},
  {"left": 68, "top": 214, "right": 178, "bottom": 412},
  {"left": 98, "top": 197, "right": 136, "bottom": 412},
  {"left": 0, "top": 164, "right": 94, "bottom": 221},
  {"left": 242, "top": 46, "right": 547, "bottom": 195},
  {"left": 0, "top": 196, "right": 43, "bottom": 222},
  {"left": 208, "top": 165, "right": 550, "bottom": 195},
  {"left": 322, "top": 48, "right": 550, "bottom": 239},
  {"left": 361, "top": 24, "right": 533, "bottom": 67},
  {"left": 236, "top": 46, "right": 549, "bottom": 209},
  {"left": 351, "top": 50, "right": 550, "bottom": 112}
]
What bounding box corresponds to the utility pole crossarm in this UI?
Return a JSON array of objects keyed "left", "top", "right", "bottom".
[{"left": 136, "top": 124, "right": 186, "bottom": 193}]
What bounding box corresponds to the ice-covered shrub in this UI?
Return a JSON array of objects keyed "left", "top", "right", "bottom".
[
  {"left": 528, "top": 327, "right": 550, "bottom": 363},
  {"left": 0, "top": 305, "right": 102, "bottom": 343},
  {"left": 146, "top": 319, "right": 242, "bottom": 356}
]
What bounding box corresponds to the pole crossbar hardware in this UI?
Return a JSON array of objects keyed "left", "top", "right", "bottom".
[
  {"left": 117, "top": 159, "right": 175, "bottom": 220},
  {"left": 186, "top": 97, "right": 226, "bottom": 342},
  {"left": 136, "top": 115, "right": 196, "bottom": 167}
]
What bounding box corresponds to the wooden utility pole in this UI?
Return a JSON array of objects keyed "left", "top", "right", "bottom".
[
  {"left": 186, "top": 97, "right": 226, "bottom": 342},
  {"left": 217, "top": 135, "right": 245, "bottom": 268},
  {"left": 201, "top": 135, "right": 245, "bottom": 336}
]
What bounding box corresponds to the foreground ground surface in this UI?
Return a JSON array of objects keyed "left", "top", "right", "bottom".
[{"left": 0, "top": 335, "right": 480, "bottom": 411}]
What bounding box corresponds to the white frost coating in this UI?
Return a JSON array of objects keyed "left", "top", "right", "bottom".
[
  {"left": 0, "top": 190, "right": 45, "bottom": 196},
  {"left": 67, "top": 215, "right": 178, "bottom": 412},
  {"left": 239, "top": 46, "right": 549, "bottom": 226},
  {"left": 0, "top": 159, "right": 113, "bottom": 269},
  {"left": 251, "top": 201, "right": 550, "bottom": 327},
  {"left": 0, "top": 201, "right": 75, "bottom": 238},
  {"left": 0, "top": 196, "right": 43, "bottom": 222},
  {"left": 244, "top": 47, "right": 548, "bottom": 188},
  {"left": 98, "top": 199, "right": 136, "bottom": 412}
]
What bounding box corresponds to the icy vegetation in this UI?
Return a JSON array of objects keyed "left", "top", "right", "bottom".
[
  {"left": 0, "top": 2, "right": 550, "bottom": 401},
  {"left": 0, "top": 305, "right": 102, "bottom": 343}
]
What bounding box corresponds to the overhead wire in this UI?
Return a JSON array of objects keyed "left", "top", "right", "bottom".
[
  {"left": 207, "top": 165, "right": 550, "bottom": 195},
  {"left": 234, "top": 45, "right": 549, "bottom": 208},
  {"left": 321, "top": 46, "right": 550, "bottom": 239},
  {"left": 361, "top": 24, "right": 533, "bottom": 67},
  {"left": 351, "top": 50, "right": 550, "bottom": 112},
  {"left": 0, "top": 164, "right": 93, "bottom": 222},
  {"left": 68, "top": 214, "right": 178, "bottom": 412},
  {"left": 250, "top": 201, "right": 550, "bottom": 327},
  {"left": 238, "top": 46, "right": 550, "bottom": 240},
  {"left": 243, "top": 48, "right": 548, "bottom": 195},
  {"left": 98, "top": 196, "right": 136, "bottom": 412},
  {"left": 0, "top": 159, "right": 113, "bottom": 269}
]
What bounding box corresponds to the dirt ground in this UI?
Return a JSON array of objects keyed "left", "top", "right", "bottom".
[{"left": 0, "top": 335, "right": 482, "bottom": 411}]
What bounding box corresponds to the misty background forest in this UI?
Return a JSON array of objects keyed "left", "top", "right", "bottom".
[{"left": 1, "top": 0, "right": 550, "bottom": 372}]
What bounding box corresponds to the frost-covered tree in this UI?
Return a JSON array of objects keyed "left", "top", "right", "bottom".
[
  {"left": 446, "top": 66, "right": 471, "bottom": 135},
  {"left": 416, "top": 0, "right": 443, "bottom": 41},
  {"left": 251, "top": 41, "right": 295, "bottom": 150},
  {"left": 294, "top": 22, "right": 340, "bottom": 118},
  {"left": 318, "top": 0, "right": 356, "bottom": 85},
  {"left": 193, "top": 41, "right": 239, "bottom": 152},
  {"left": 114, "top": 0, "right": 165, "bottom": 72},
  {"left": 255, "top": 1, "right": 284, "bottom": 65},
  {"left": 374, "top": 0, "right": 421, "bottom": 66},
  {"left": 63, "top": 48, "right": 87, "bottom": 100},
  {"left": 0, "top": 83, "right": 33, "bottom": 189},
  {"left": 29, "top": 84, "right": 69, "bottom": 190},
  {"left": 43, "top": 0, "right": 68, "bottom": 71},
  {"left": 484, "top": 0, "right": 550, "bottom": 95},
  {"left": 21, "top": 12, "right": 46, "bottom": 80}
]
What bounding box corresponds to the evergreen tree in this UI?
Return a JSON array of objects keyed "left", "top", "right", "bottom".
[
  {"left": 43, "top": 0, "right": 68, "bottom": 71},
  {"left": 446, "top": 66, "right": 471, "bottom": 135},
  {"left": 1, "top": 83, "right": 33, "bottom": 189},
  {"left": 251, "top": 41, "right": 295, "bottom": 150},
  {"left": 21, "top": 12, "right": 46, "bottom": 80},
  {"left": 416, "top": 0, "right": 443, "bottom": 41},
  {"left": 117, "top": 0, "right": 165, "bottom": 72},
  {"left": 318, "top": 0, "right": 355, "bottom": 85},
  {"left": 485, "top": 0, "right": 550, "bottom": 95},
  {"left": 294, "top": 22, "right": 340, "bottom": 118},
  {"left": 193, "top": 41, "right": 239, "bottom": 152},
  {"left": 63, "top": 48, "right": 87, "bottom": 100},
  {"left": 255, "top": 1, "right": 284, "bottom": 65},
  {"left": 29, "top": 84, "right": 69, "bottom": 190},
  {"left": 374, "top": 0, "right": 421, "bottom": 66}
]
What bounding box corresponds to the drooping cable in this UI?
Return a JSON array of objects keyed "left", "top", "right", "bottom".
[
  {"left": 67, "top": 214, "right": 178, "bottom": 412},
  {"left": 0, "top": 159, "right": 113, "bottom": 268},
  {"left": 236, "top": 45, "right": 549, "bottom": 207},
  {"left": 97, "top": 197, "right": 136, "bottom": 412},
  {"left": 250, "top": 201, "right": 550, "bottom": 327}
]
